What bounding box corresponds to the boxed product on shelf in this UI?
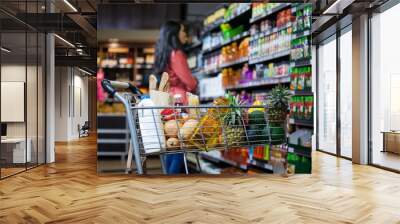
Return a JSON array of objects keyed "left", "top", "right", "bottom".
[
  {"left": 287, "top": 152, "right": 311, "bottom": 173},
  {"left": 252, "top": 145, "right": 270, "bottom": 161},
  {"left": 290, "top": 96, "right": 313, "bottom": 121},
  {"left": 292, "top": 4, "right": 312, "bottom": 33},
  {"left": 221, "top": 24, "right": 244, "bottom": 40},
  {"left": 204, "top": 7, "right": 226, "bottom": 27},
  {"left": 199, "top": 75, "right": 225, "bottom": 99},
  {"left": 222, "top": 148, "right": 249, "bottom": 167},
  {"left": 255, "top": 61, "right": 290, "bottom": 79},
  {"left": 221, "top": 38, "right": 249, "bottom": 64},
  {"left": 290, "top": 66, "right": 312, "bottom": 91},
  {"left": 202, "top": 32, "right": 224, "bottom": 50},
  {"left": 224, "top": 3, "right": 250, "bottom": 20},
  {"left": 249, "top": 26, "right": 292, "bottom": 59},
  {"left": 290, "top": 36, "right": 311, "bottom": 61},
  {"left": 203, "top": 53, "right": 221, "bottom": 72},
  {"left": 276, "top": 8, "right": 293, "bottom": 27},
  {"left": 251, "top": 3, "right": 281, "bottom": 19},
  {"left": 222, "top": 67, "right": 242, "bottom": 87}
]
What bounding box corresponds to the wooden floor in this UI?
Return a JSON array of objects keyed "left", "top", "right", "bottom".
[{"left": 1, "top": 136, "right": 400, "bottom": 224}]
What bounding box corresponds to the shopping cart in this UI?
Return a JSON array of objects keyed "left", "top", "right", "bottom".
[{"left": 102, "top": 79, "right": 287, "bottom": 175}]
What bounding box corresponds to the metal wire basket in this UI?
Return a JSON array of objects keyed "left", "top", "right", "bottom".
[{"left": 101, "top": 80, "right": 287, "bottom": 175}]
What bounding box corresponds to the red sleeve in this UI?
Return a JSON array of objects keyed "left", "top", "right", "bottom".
[{"left": 170, "top": 50, "right": 198, "bottom": 92}]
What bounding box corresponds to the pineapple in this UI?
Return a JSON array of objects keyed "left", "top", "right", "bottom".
[
  {"left": 221, "top": 94, "right": 246, "bottom": 147},
  {"left": 268, "top": 85, "right": 291, "bottom": 122}
]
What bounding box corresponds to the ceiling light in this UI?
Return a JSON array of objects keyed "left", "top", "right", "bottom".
[
  {"left": 1, "top": 47, "right": 11, "bottom": 53},
  {"left": 323, "top": 0, "right": 354, "bottom": 15},
  {"left": 54, "top": 34, "right": 75, "bottom": 48},
  {"left": 63, "top": 0, "right": 78, "bottom": 12},
  {"left": 78, "top": 68, "right": 93, "bottom": 76}
]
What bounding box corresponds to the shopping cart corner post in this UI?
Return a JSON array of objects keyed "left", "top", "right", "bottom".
[{"left": 115, "top": 92, "right": 144, "bottom": 175}]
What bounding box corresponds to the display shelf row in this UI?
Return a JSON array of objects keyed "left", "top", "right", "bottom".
[
  {"left": 203, "top": 31, "right": 250, "bottom": 55},
  {"left": 292, "top": 30, "right": 311, "bottom": 40},
  {"left": 249, "top": 159, "right": 273, "bottom": 170},
  {"left": 251, "top": 22, "right": 292, "bottom": 40},
  {"left": 289, "top": 118, "right": 313, "bottom": 127},
  {"left": 290, "top": 90, "right": 313, "bottom": 96},
  {"left": 200, "top": 151, "right": 275, "bottom": 171},
  {"left": 220, "top": 56, "right": 249, "bottom": 69},
  {"left": 288, "top": 146, "right": 311, "bottom": 158},
  {"left": 225, "top": 75, "right": 290, "bottom": 91},
  {"left": 200, "top": 151, "right": 248, "bottom": 170},
  {"left": 250, "top": 3, "right": 291, "bottom": 24},
  {"left": 203, "top": 4, "right": 251, "bottom": 35},
  {"left": 249, "top": 49, "right": 290, "bottom": 65},
  {"left": 202, "top": 68, "right": 221, "bottom": 76},
  {"left": 290, "top": 59, "right": 311, "bottom": 68}
]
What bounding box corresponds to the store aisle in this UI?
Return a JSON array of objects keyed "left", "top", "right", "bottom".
[{"left": 0, "top": 136, "right": 399, "bottom": 223}]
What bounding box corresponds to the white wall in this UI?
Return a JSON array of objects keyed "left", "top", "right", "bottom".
[{"left": 55, "top": 67, "right": 89, "bottom": 141}]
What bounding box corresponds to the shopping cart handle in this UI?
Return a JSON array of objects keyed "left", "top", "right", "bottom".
[{"left": 102, "top": 79, "right": 142, "bottom": 97}]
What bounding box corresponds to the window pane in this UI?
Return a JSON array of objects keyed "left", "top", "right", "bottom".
[
  {"left": 340, "top": 29, "right": 352, "bottom": 158},
  {"left": 371, "top": 3, "right": 400, "bottom": 171},
  {"left": 318, "top": 37, "right": 337, "bottom": 154}
]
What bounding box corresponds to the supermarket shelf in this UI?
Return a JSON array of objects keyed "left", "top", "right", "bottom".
[
  {"left": 202, "top": 4, "right": 251, "bottom": 35},
  {"left": 185, "top": 41, "right": 202, "bottom": 51},
  {"left": 203, "top": 18, "right": 224, "bottom": 34},
  {"left": 203, "top": 31, "right": 250, "bottom": 55},
  {"left": 250, "top": 3, "right": 291, "bottom": 24},
  {"left": 203, "top": 44, "right": 223, "bottom": 54},
  {"left": 202, "top": 68, "right": 221, "bottom": 76},
  {"left": 223, "top": 5, "right": 251, "bottom": 24},
  {"left": 249, "top": 159, "right": 273, "bottom": 170},
  {"left": 291, "top": 3, "right": 310, "bottom": 13},
  {"left": 289, "top": 118, "right": 313, "bottom": 127},
  {"left": 186, "top": 152, "right": 221, "bottom": 174},
  {"left": 288, "top": 146, "right": 311, "bottom": 158},
  {"left": 249, "top": 50, "right": 290, "bottom": 65},
  {"left": 225, "top": 75, "right": 290, "bottom": 91},
  {"left": 290, "top": 90, "right": 313, "bottom": 96},
  {"left": 290, "top": 59, "right": 311, "bottom": 68},
  {"left": 200, "top": 151, "right": 248, "bottom": 170},
  {"left": 292, "top": 30, "right": 311, "bottom": 39},
  {"left": 221, "top": 31, "right": 250, "bottom": 47},
  {"left": 252, "top": 22, "right": 292, "bottom": 40},
  {"left": 220, "top": 57, "right": 248, "bottom": 69}
]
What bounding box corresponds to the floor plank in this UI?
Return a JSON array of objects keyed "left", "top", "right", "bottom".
[{"left": 0, "top": 136, "right": 400, "bottom": 223}]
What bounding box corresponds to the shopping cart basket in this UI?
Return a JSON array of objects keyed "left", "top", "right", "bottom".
[{"left": 102, "top": 80, "right": 287, "bottom": 175}]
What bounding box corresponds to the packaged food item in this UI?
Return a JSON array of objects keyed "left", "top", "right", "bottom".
[
  {"left": 297, "top": 67, "right": 305, "bottom": 91},
  {"left": 290, "top": 67, "right": 298, "bottom": 90},
  {"left": 187, "top": 92, "right": 200, "bottom": 118}
]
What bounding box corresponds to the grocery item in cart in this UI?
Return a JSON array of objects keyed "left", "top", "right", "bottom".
[
  {"left": 137, "top": 96, "right": 166, "bottom": 153},
  {"left": 189, "top": 115, "right": 221, "bottom": 151}
]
